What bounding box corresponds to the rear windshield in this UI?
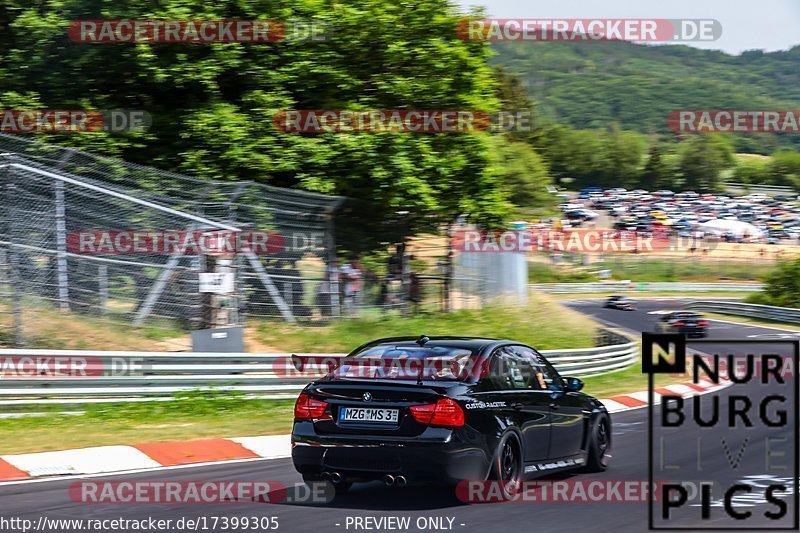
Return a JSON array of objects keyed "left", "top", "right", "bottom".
[{"left": 333, "top": 345, "right": 476, "bottom": 381}]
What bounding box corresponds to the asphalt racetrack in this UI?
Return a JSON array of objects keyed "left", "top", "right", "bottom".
[{"left": 1, "top": 299, "right": 797, "bottom": 532}]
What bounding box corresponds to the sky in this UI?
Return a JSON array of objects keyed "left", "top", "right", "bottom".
[{"left": 453, "top": 0, "right": 800, "bottom": 55}]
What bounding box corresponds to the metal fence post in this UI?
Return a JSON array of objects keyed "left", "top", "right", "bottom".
[
  {"left": 54, "top": 179, "right": 69, "bottom": 311},
  {"left": 9, "top": 245, "right": 23, "bottom": 347},
  {"left": 1, "top": 166, "right": 23, "bottom": 347},
  {"left": 98, "top": 264, "right": 108, "bottom": 314},
  {"left": 326, "top": 214, "right": 340, "bottom": 317}
]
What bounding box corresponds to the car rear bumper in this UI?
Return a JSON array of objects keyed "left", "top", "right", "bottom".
[
  {"left": 679, "top": 327, "right": 707, "bottom": 337},
  {"left": 291, "top": 425, "right": 491, "bottom": 484}
]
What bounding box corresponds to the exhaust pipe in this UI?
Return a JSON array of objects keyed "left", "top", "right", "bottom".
[
  {"left": 330, "top": 472, "right": 343, "bottom": 484},
  {"left": 382, "top": 474, "right": 395, "bottom": 487},
  {"left": 395, "top": 475, "right": 407, "bottom": 487},
  {"left": 320, "top": 472, "right": 331, "bottom": 480}
]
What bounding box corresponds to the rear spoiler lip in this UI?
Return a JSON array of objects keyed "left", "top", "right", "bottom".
[{"left": 308, "top": 377, "right": 469, "bottom": 388}]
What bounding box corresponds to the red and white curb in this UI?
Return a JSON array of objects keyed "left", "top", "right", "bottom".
[
  {"left": 0, "top": 435, "right": 290, "bottom": 482},
  {"left": 0, "top": 379, "right": 731, "bottom": 482},
  {"left": 598, "top": 377, "right": 731, "bottom": 413}
]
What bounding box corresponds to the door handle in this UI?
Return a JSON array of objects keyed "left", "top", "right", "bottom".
[
  {"left": 511, "top": 402, "right": 524, "bottom": 410},
  {"left": 549, "top": 402, "right": 559, "bottom": 410}
]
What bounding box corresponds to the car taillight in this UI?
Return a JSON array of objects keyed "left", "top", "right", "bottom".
[
  {"left": 697, "top": 321, "right": 709, "bottom": 326},
  {"left": 673, "top": 321, "right": 685, "bottom": 327},
  {"left": 294, "top": 393, "right": 330, "bottom": 420},
  {"left": 410, "top": 398, "right": 465, "bottom": 428}
]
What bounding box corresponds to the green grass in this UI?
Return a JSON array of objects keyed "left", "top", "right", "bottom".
[
  {"left": 0, "top": 299, "right": 187, "bottom": 350},
  {"left": 528, "top": 257, "right": 775, "bottom": 284},
  {"left": 251, "top": 297, "right": 598, "bottom": 352},
  {"left": 601, "top": 257, "right": 773, "bottom": 282},
  {"left": 527, "top": 261, "right": 598, "bottom": 283},
  {"left": 0, "top": 392, "right": 295, "bottom": 455}
]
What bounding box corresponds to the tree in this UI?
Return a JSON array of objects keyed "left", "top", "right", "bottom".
[
  {"left": 603, "top": 126, "right": 646, "bottom": 188},
  {"left": 733, "top": 156, "right": 771, "bottom": 185},
  {"left": 0, "top": 0, "right": 510, "bottom": 250},
  {"left": 640, "top": 143, "right": 673, "bottom": 190},
  {"left": 767, "top": 150, "right": 800, "bottom": 189},
  {"left": 535, "top": 124, "right": 647, "bottom": 189},
  {"left": 486, "top": 136, "right": 551, "bottom": 208},
  {"left": 490, "top": 40, "right": 800, "bottom": 154},
  {"left": 494, "top": 65, "right": 540, "bottom": 144},
  {"left": 677, "top": 135, "right": 734, "bottom": 192},
  {"left": 536, "top": 125, "right": 607, "bottom": 187},
  {"left": 748, "top": 258, "right": 800, "bottom": 308}
]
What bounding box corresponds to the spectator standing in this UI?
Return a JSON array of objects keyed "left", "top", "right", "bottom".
[
  {"left": 387, "top": 244, "right": 405, "bottom": 278},
  {"left": 315, "top": 258, "right": 339, "bottom": 317},
  {"left": 407, "top": 254, "right": 422, "bottom": 315},
  {"left": 340, "top": 255, "right": 363, "bottom": 315}
]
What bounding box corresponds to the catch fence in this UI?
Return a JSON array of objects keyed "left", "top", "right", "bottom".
[{"left": 0, "top": 134, "right": 344, "bottom": 345}]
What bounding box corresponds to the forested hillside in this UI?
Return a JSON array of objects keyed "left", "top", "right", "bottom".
[{"left": 493, "top": 41, "right": 800, "bottom": 153}]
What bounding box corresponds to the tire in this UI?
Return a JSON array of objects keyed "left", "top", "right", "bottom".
[
  {"left": 583, "top": 414, "right": 611, "bottom": 473},
  {"left": 488, "top": 432, "right": 523, "bottom": 500}
]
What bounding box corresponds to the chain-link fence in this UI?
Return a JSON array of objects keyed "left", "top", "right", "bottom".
[
  {"left": 0, "top": 135, "right": 505, "bottom": 348},
  {"left": 322, "top": 232, "right": 489, "bottom": 317},
  {"left": 0, "top": 134, "right": 345, "bottom": 346}
]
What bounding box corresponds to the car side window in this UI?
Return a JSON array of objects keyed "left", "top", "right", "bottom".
[
  {"left": 482, "top": 349, "right": 510, "bottom": 391},
  {"left": 483, "top": 347, "right": 535, "bottom": 391},
  {"left": 507, "top": 349, "right": 535, "bottom": 390},
  {"left": 514, "top": 346, "right": 565, "bottom": 391}
]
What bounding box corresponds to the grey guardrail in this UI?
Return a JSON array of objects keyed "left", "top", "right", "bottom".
[
  {"left": 530, "top": 282, "right": 763, "bottom": 293},
  {"left": 0, "top": 335, "right": 638, "bottom": 405},
  {"left": 684, "top": 300, "right": 800, "bottom": 324}
]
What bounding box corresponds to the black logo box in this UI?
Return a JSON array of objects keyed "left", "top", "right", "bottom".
[{"left": 644, "top": 335, "right": 799, "bottom": 531}]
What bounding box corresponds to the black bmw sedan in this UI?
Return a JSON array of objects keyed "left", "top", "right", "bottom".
[{"left": 291, "top": 336, "right": 611, "bottom": 498}]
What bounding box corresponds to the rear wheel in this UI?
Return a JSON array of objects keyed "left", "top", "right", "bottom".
[
  {"left": 583, "top": 414, "right": 611, "bottom": 472},
  {"left": 489, "top": 433, "right": 522, "bottom": 500}
]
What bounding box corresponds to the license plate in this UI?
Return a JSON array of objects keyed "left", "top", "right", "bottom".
[{"left": 340, "top": 407, "right": 399, "bottom": 424}]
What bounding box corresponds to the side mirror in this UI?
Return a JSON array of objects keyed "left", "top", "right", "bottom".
[{"left": 565, "top": 377, "right": 584, "bottom": 392}]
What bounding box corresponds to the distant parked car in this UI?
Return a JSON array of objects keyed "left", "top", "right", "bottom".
[
  {"left": 578, "top": 187, "right": 603, "bottom": 199},
  {"left": 575, "top": 209, "right": 599, "bottom": 220}
]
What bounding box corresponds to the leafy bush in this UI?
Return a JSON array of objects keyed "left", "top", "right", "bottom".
[{"left": 746, "top": 258, "right": 800, "bottom": 308}]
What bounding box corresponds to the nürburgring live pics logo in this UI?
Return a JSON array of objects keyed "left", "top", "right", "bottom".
[{"left": 644, "top": 333, "right": 799, "bottom": 530}]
